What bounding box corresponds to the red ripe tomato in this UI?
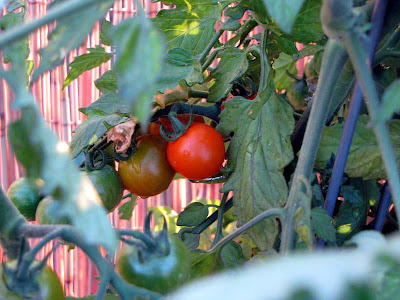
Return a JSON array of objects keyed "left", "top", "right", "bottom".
[
  {"left": 167, "top": 123, "right": 225, "bottom": 180},
  {"left": 149, "top": 114, "right": 204, "bottom": 136}
]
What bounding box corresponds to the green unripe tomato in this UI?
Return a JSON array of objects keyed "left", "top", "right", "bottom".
[
  {"left": 286, "top": 80, "right": 309, "bottom": 111},
  {"left": 35, "top": 196, "right": 70, "bottom": 225},
  {"left": 304, "top": 57, "right": 319, "bottom": 79},
  {"left": 85, "top": 165, "right": 123, "bottom": 212},
  {"left": 7, "top": 177, "right": 44, "bottom": 221},
  {"left": 116, "top": 234, "right": 191, "bottom": 294}
]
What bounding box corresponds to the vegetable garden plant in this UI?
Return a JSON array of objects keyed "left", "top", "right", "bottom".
[{"left": 0, "top": 0, "right": 400, "bottom": 299}]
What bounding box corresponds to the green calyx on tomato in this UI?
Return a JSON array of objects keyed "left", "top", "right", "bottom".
[
  {"left": 7, "top": 177, "right": 44, "bottom": 221},
  {"left": 35, "top": 196, "right": 70, "bottom": 225},
  {"left": 85, "top": 165, "right": 123, "bottom": 212},
  {"left": 118, "top": 134, "right": 175, "bottom": 197},
  {"left": 0, "top": 260, "right": 64, "bottom": 300},
  {"left": 149, "top": 114, "right": 204, "bottom": 137},
  {"left": 116, "top": 212, "right": 191, "bottom": 294},
  {"left": 167, "top": 122, "right": 225, "bottom": 180}
]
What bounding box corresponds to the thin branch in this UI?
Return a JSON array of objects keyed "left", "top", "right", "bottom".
[
  {"left": 199, "top": 30, "right": 224, "bottom": 64},
  {"left": 208, "top": 208, "right": 283, "bottom": 253},
  {"left": 210, "top": 192, "right": 228, "bottom": 248}
]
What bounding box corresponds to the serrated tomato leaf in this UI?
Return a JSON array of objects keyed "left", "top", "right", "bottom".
[
  {"left": 118, "top": 195, "right": 138, "bottom": 220},
  {"left": 79, "top": 92, "right": 129, "bottom": 117},
  {"left": 32, "top": 0, "right": 114, "bottom": 81},
  {"left": 112, "top": 15, "right": 164, "bottom": 123},
  {"left": 100, "top": 18, "right": 114, "bottom": 46},
  {"left": 219, "top": 241, "right": 247, "bottom": 268},
  {"left": 208, "top": 47, "right": 249, "bottom": 103},
  {"left": 316, "top": 115, "right": 400, "bottom": 179},
  {"left": 156, "top": 48, "right": 204, "bottom": 93},
  {"left": 69, "top": 114, "right": 129, "bottom": 158},
  {"left": 152, "top": 0, "right": 231, "bottom": 56},
  {"left": 262, "top": 0, "right": 305, "bottom": 34},
  {"left": 311, "top": 207, "right": 336, "bottom": 243},
  {"left": 95, "top": 70, "right": 118, "bottom": 94},
  {"left": 63, "top": 46, "right": 112, "bottom": 89},
  {"left": 272, "top": 52, "right": 297, "bottom": 91},
  {"left": 217, "top": 68, "right": 294, "bottom": 250},
  {"left": 177, "top": 202, "right": 209, "bottom": 227}
]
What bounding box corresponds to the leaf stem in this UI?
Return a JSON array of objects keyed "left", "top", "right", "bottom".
[
  {"left": 208, "top": 208, "right": 283, "bottom": 253},
  {"left": 280, "top": 39, "right": 348, "bottom": 253},
  {"left": 199, "top": 29, "right": 224, "bottom": 64},
  {"left": 210, "top": 192, "right": 228, "bottom": 248},
  {"left": 0, "top": 0, "right": 109, "bottom": 50},
  {"left": 342, "top": 30, "right": 400, "bottom": 221}
]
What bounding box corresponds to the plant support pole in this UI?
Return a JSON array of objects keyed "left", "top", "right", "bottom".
[{"left": 318, "top": 0, "right": 389, "bottom": 248}]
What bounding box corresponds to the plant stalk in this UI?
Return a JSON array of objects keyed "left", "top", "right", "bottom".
[
  {"left": 280, "top": 39, "right": 348, "bottom": 253},
  {"left": 373, "top": 183, "right": 392, "bottom": 231}
]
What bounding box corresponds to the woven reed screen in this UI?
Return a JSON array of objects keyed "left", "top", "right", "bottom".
[{"left": 0, "top": 1, "right": 225, "bottom": 297}]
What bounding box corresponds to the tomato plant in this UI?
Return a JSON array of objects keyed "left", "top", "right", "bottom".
[
  {"left": 1, "top": 0, "right": 400, "bottom": 299},
  {"left": 118, "top": 135, "right": 175, "bottom": 197},
  {"left": 167, "top": 123, "right": 225, "bottom": 180},
  {"left": 0, "top": 261, "right": 64, "bottom": 300}
]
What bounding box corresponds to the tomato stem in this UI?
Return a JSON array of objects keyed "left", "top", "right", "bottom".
[
  {"left": 210, "top": 192, "right": 229, "bottom": 248},
  {"left": 281, "top": 39, "right": 348, "bottom": 253},
  {"left": 199, "top": 29, "right": 224, "bottom": 64},
  {"left": 373, "top": 182, "right": 392, "bottom": 231},
  {"left": 208, "top": 208, "right": 284, "bottom": 253}
]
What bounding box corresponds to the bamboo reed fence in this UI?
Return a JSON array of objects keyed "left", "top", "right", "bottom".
[{"left": 0, "top": 0, "right": 306, "bottom": 296}]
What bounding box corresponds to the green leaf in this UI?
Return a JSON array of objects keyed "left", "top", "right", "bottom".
[
  {"left": 112, "top": 15, "right": 164, "bottom": 123},
  {"left": 100, "top": 18, "right": 114, "bottom": 46},
  {"left": 79, "top": 92, "right": 129, "bottom": 117},
  {"left": 95, "top": 71, "right": 118, "bottom": 94},
  {"left": 152, "top": 0, "right": 229, "bottom": 56},
  {"left": 334, "top": 181, "right": 370, "bottom": 246},
  {"left": 63, "top": 46, "right": 112, "bottom": 89},
  {"left": 156, "top": 48, "right": 204, "bottom": 93},
  {"left": 181, "top": 232, "right": 200, "bottom": 250},
  {"left": 7, "top": 0, "right": 26, "bottom": 12},
  {"left": 69, "top": 114, "right": 129, "bottom": 158},
  {"left": 219, "top": 241, "right": 247, "bottom": 268},
  {"left": 298, "top": 44, "right": 325, "bottom": 58},
  {"left": 270, "top": 32, "right": 298, "bottom": 56},
  {"left": 262, "top": 0, "right": 305, "bottom": 34},
  {"left": 316, "top": 115, "right": 400, "bottom": 179},
  {"left": 311, "top": 207, "right": 336, "bottom": 243},
  {"left": 118, "top": 195, "right": 138, "bottom": 220},
  {"left": 8, "top": 91, "right": 116, "bottom": 253},
  {"left": 177, "top": 202, "right": 209, "bottom": 227},
  {"left": 0, "top": 11, "right": 29, "bottom": 65},
  {"left": 272, "top": 52, "right": 297, "bottom": 91},
  {"left": 221, "top": 18, "right": 241, "bottom": 31},
  {"left": 266, "top": 0, "right": 324, "bottom": 44},
  {"left": 217, "top": 65, "right": 294, "bottom": 250},
  {"left": 148, "top": 206, "right": 179, "bottom": 234},
  {"left": 208, "top": 47, "right": 249, "bottom": 103},
  {"left": 32, "top": 0, "right": 114, "bottom": 81},
  {"left": 375, "top": 80, "right": 400, "bottom": 124}
]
